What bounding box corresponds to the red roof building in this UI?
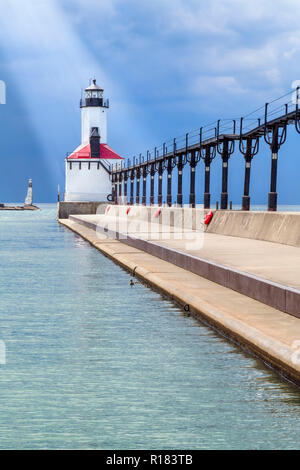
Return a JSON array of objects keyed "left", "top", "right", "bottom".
[{"left": 67, "top": 143, "right": 123, "bottom": 160}]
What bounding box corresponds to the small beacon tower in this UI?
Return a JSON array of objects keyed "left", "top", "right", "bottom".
[
  {"left": 25, "top": 179, "right": 33, "bottom": 206},
  {"left": 64, "top": 79, "right": 123, "bottom": 202}
]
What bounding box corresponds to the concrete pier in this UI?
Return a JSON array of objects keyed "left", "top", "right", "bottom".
[
  {"left": 57, "top": 201, "right": 107, "bottom": 219},
  {"left": 59, "top": 206, "right": 300, "bottom": 386},
  {"left": 206, "top": 210, "right": 300, "bottom": 247},
  {"left": 65, "top": 207, "right": 300, "bottom": 316}
]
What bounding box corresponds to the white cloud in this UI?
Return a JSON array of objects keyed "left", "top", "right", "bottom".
[
  {"left": 1, "top": 0, "right": 300, "bottom": 166},
  {"left": 163, "top": 0, "right": 300, "bottom": 35},
  {"left": 193, "top": 75, "right": 248, "bottom": 96},
  {"left": 62, "top": 0, "right": 300, "bottom": 102}
]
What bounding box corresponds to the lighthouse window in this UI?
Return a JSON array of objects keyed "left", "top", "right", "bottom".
[
  {"left": 86, "top": 91, "right": 92, "bottom": 98},
  {"left": 92, "top": 91, "right": 98, "bottom": 98},
  {"left": 69, "top": 162, "right": 72, "bottom": 170}
]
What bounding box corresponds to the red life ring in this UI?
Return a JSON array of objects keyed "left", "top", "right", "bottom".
[
  {"left": 154, "top": 208, "right": 161, "bottom": 218},
  {"left": 126, "top": 207, "right": 131, "bottom": 215},
  {"left": 204, "top": 210, "right": 213, "bottom": 225},
  {"left": 106, "top": 205, "right": 111, "bottom": 213}
]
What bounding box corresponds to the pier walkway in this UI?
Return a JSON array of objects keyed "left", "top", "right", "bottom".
[
  {"left": 59, "top": 208, "right": 300, "bottom": 386},
  {"left": 63, "top": 208, "right": 300, "bottom": 317},
  {"left": 67, "top": 213, "right": 300, "bottom": 289}
]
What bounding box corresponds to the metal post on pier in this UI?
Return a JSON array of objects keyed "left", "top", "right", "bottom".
[
  {"left": 150, "top": 157, "right": 155, "bottom": 205},
  {"left": 123, "top": 167, "right": 128, "bottom": 204},
  {"left": 142, "top": 162, "right": 148, "bottom": 206},
  {"left": 135, "top": 161, "right": 141, "bottom": 205},
  {"left": 217, "top": 120, "right": 236, "bottom": 210},
  {"left": 111, "top": 171, "right": 116, "bottom": 204},
  {"left": 166, "top": 143, "right": 175, "bottom": 207},
  {"left": 177, "top": 156, "right": 183, "bottom": 206},
  {"left": 187, "top": 129, "right": 200, "bottom": 208},
  {"left": 113, "top": 167, "right": 118, "bottom": 204},
  {"left": 242, "top": 141, "right": 252, "bottom": 211},
  {"left": 174, "top": 138, "right": 185, "bottom": 207},
  {"left": 221, "top": 139, "right": 229, "bottom": 210},
  {"left": 204, "top": 148, "right": 212, "bottom": 209},
  {"left": 189, "top": 149, "right": 196, "bottom": 207},
  {"left": 269, "top": 129, "right": 279, "bottom": 211},
  {"left": 204, "top": 147, "right": 217, "bottom": 209},
  {"left": 188, "top": 148, "right": 200, "bottom": 208},
  {"left": 157, "top": 159, "right": 163, "bottom": 206},
  {"left": 200, "top": 126, "right": 217, "bottom": 209},
  {"left": 239, "top": 118, "right": 259, "bottom": 211},
  {"left": 118, "top": 169, "right": 123, "bottom": 202},
  {"left": 264, "top": 103, "right": 287, "bottom": 211},
  {"left": 154, "top": 147, "right": 164, "bottom": 206},
  {"left": 130, "top": 166, "right": 135, "bottom": 205}
]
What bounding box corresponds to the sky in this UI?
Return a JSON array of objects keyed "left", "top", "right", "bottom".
[{"left": 1, "top": 0, "right": 300, "bottom": 203}]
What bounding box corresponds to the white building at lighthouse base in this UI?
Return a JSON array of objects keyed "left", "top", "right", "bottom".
[{"left": 65, "top": 142, "right": 123, "bottom": 202}]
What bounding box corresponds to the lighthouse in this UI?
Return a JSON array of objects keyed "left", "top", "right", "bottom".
[{"left": 64, "top": 79, "right": 123, "bottom": 202}]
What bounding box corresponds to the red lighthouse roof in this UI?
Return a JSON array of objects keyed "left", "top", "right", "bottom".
[{"left": 67, "top": 143, "right": 123, "bottom": 160}]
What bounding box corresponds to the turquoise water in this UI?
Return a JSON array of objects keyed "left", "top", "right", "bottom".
[{"left": 0, "top": 204, "right": 300, "bottom": 450}]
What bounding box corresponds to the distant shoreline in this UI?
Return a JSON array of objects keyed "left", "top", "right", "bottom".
[{"left": 0, "top": 204, "right": 40, "bottom": 211}]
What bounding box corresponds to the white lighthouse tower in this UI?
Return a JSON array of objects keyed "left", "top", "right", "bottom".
[{"left": 64, "top": 79, "right": 123, "bottom": 202}]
